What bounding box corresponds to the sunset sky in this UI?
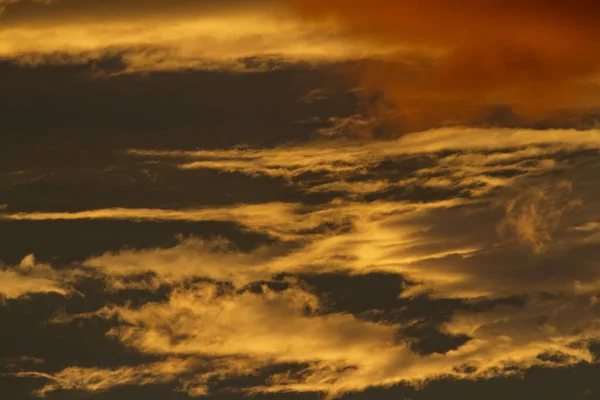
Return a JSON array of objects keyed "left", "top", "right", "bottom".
[{"left": 2, "top": 1, "right": 600, "bottom": 399}]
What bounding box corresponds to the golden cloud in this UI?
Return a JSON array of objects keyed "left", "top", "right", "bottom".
[
  {"left": 0, "top": 254, "right": 69, "bottom": 299},
  {"left": 4, "top": 127, "right": 600, "bottom": 301},
  {"left": 13, "top": 358, "right": 199, "bottom": 397},
  {"left": 0, "top": 2, "right": 397, "bottom": 72},
  {"left": 5, "top": 127, "right": 600, "bottom": 396},
  {"left": 42, "top": 280, "right": 599, "bottom": 397}
]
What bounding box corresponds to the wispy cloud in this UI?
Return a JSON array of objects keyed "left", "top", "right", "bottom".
[
  {"left": 43, "top": 279, "right": 598, "bottom": 397},
  {"left": 0, "top": 4, "right": 397, "bottom": 72},
  {"left": 12, "top": 358, "right": 199, "bottom": 397},
  {"left": 4, "top": 125, "right": 600, "bottom": 397},
  {"left": 0, "top": 254, "right": 70, "bottom": 299},
  {"left": 124, "top": 127, "right": 598, "bottom": 199},
  {"left": 498, "top": 181, "right": 582, "bottom": 253}
]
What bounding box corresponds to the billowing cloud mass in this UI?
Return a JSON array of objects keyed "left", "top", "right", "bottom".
[
  {"left": 35, "top": 274, "right": 600, "bottom": 396},
  {"left": 288, "top": 0, "right": 600, "bottom": 127}
]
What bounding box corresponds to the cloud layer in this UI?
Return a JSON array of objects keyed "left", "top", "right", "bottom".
[
  {"left": 2, "top": 4, "right": 600, "bottom": 398},
  {"left": 3, "top": 125, "right": 600, "bottom": 397},
  {"left": 0, "top": 0, "right": 395, "bottom": 72}
]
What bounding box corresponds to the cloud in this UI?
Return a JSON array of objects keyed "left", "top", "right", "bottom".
[
  {"left": 84, "top": 236, "right": 290, "bottom": 288},
  {"left": 42, "top": 279, "right": 598, "bottom": 398},
  {"left": 12, "top": 358, "right": 199, "bottom": 397},
  {"left": 123, "top": 127, "right": 598, "bottom": 199},
  {"left": 316, "top": 114, "right": 381, "bottom": 139},
  {"left": 3, "top": 126, "right": 600, "bottom": 302},
  {"left": 64, "top": 198, "right": 472, "bottom": 290},
  {"left": 128, "top": 127, "right": 600, "bottom": 178},
  {"left": 28, "top": 188, "right": 594, "bottom": 301},
  {"left": 0, "top": 1, "right": 396, "bottom": 72},
  {"left": 104, "top": 284, "right": 393, "bottom": 362},
  {"left": 1, "top": 0, "right": 273, "bottom": 23},
  {"left": 498, "top": 181, "right": 582, "bottom": 253},
  {"left": 0, "top": 203, "right": 315, "bottom": 240},
  {"left": 287, "top": 0, "right": 600, "bottom": 127},
  {"left": 4, "top": 126, "right": 600, "bottom": 397},
  {"left": 4, "top": 181, "right": 600, "bottom": 397},
  {"left": 0, "top": 254, "right": 69, "bottom": 299},
  {"left": 30, "top": 135, "right": 600, "bottom": 303}
]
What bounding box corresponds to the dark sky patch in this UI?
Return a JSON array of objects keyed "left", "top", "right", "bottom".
[
  {"left": 0, "top": 220, "right": 274, "bottom": 265},
  {"left": 0, "top": 292, "right": 161, "bottom": 372}
]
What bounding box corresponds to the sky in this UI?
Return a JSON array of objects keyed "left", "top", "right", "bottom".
[{"left": 1, "top": 1, "right": 600, "bottom": 399}]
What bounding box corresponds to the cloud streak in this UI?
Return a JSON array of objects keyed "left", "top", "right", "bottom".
[
  {"left": 0, "top": 2, "right": 396, "bottom": 72},
  {"left": 123, "top": 127, "right": 599, "bottom": 200},
  {"left": 12, "top": 358, "right": 199, "bottom": 397}
]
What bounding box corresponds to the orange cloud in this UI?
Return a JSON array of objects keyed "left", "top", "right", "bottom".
[{"left": 288, "top": 0, "right": 600, "bottom": 128}]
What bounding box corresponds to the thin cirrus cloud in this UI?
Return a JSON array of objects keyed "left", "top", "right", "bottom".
[
  {"left": 124, "top": 126, "right": 598, "bottom": 201},
  {"left": 11, "top": 358, "right": 200, "bottom": 397},
  {"left": 128, "top": 126, "right": 600, "bottom": 178}
]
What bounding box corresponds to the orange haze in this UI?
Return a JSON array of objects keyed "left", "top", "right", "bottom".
[{"left": 289, "top": 0, "right": 600, "bottom": 128}]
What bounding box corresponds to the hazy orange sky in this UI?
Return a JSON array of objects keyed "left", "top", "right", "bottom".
[{"left": 288, "top": 0, "right": 600, "bottom": 127}]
